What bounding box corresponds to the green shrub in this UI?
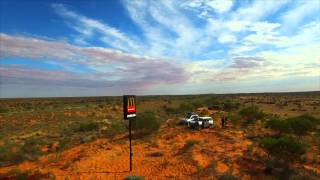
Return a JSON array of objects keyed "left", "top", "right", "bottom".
[
  {"left": 5, "top": 168, "right": 53, "bottom": 180},
  {"left": 0, "top": 106, "right": 9, "bottom": 113},
  {"left": 223, "top": 101, "right": 240, "bottom": 111},
  {"left": 148, "top": 151, "right": 164, "bottom": 157},
  {"left": 103, "top": 121, "right": 126, "bottom": 137},
  {"left": 7, "top": 168, "right": 31, "bottom": 180},
  {"left": 125, "top": 176, "right": 145, "bottom": 180},
  {"left": 228, "top": 113, "right": 241, "bottom": 126},
  {"left": 261, "top": 136, "right": 306, "bottom": 162},
  {"left": 287, "top": 117, "right": 312, "bottom": 137},
  {"left": 179, "top": 103, "right": 194, "bottom": 113},
  {"left": 191, "top": 100, "right": 202, "bottom": 108},
  {"left": 132, "top": 111, "right": 161, "bottom": 135},
  {"left": 297, "top": 114, "right": 320, "bottom": 125},
  {"left": 0, "top": 137, "right": 50, "bottom": 165},
  {"left": 164, "top": 106, "right": 179, "bottom": 115},
  {"left": 219, "top": 172, "right": 236, "bottom": 180},
  {"left": 21, "top": 138, "right": 49, "bottom": 160},
  {"left": 205, "top": 97, "right": 222, "bottom": 109},
  {"left": 0, "top": 141, "right": 24, "bottom": 165},
  {"left": 78, "top": 121, "right": 99, "bottom": 132},
  {"left": 266, "top": 117, "right": 291, "bottom": 134},
  {"left": 239, "top": 105, "right": 264, "bottom": 125},
  {"left": 181, "top": 139, "right": 199, "bottom": 152}
]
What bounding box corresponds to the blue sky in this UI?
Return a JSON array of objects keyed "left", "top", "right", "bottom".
[{"left": 0, "top": 0, "right": 319, "bottom": 97}]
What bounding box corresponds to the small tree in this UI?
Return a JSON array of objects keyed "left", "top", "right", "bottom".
[{"left": 239, "top": 105, "right": 264, "bottom": 126}]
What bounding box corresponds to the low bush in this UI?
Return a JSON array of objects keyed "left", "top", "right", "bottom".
[
  {"left": 261, "top": 136, "right": 307, "bottom": 179},
  {"left": 261, "top": 136, "right": 306, "bottom": 163},
  {"left": 205, "top": 97, "right": 222, "bottom": 109},
  {"left": 21, "top": 138, "right": 50, "bottom": 161},
  {"left": 239, "top": 105, "right": 264, "bottom": 126},
  {"left": 78, "top": 121, "right": 99, "bottom": 132},
  {"left": 266, "top": 117, "right": 291, "bottom": 135},
  {"left": 132, "top": 111, "right": 161, "bottom": 135},
  {"left": 191, "top": 100, "right": 202, "bottom": 108},
  {"left": 0, "top": 137, "right": 51, "bottom": 165},
  {"left": 179, "top": 103, "right": 194, "bottom": 113},
  {"left": 4, "top": 168, "right": 54, "bottom": 180},
  {"left": 219, "top": 172, "right": 236, "bottom": 180},
  {"left": 181, "top": 139, "right": 199, "bottom": 152},
  {"left": 222, "top": 101, "right": 240, "bottom": 111},
  {"left": 125, "top": 176, "right": 145, "bottom": 180},
  {"left": 164, "top": 106, "right": 179, "bottom": 115},
  {"left": 0, "top": 141, "right": 24, "bottom": 165},
  {"left": 287, "top": 117, "right": 312, "bottom": 137},
  {"left": 148, "top": 151, "right": 164, "bottom": 157},
  {"left": 0, "top": 106, "right": 9, "bottom": 113},
  {"left": 103, "top": 121, "right": 126, "bottom": 137},
  {"left": 228, "top": 113, "right": 241, "bottom": 126}
]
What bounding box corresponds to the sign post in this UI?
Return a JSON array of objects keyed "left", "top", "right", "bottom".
[{"left": 123, "top": 95, "right": 136, "bottom": 176}]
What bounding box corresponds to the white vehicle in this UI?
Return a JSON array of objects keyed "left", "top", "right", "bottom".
[
  {"left": 180, "top": 112, "right": 214, "bottom": 129},
  {"left": 180, "top": 112, "right": 198, "bottom": 125}
]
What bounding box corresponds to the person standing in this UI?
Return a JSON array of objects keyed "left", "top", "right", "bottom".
[{"left": 221, "top": 114, "right": 225, "bottom": 128}]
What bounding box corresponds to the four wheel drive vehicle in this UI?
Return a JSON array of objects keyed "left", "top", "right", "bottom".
[
  {"left": 189, "top": 116, "right": 214, "bottom": 129},
  {"left": 180, "top": 112, "right": 214, "bottom": 129},
  {"left": 180, "top": 112, "right": 198, "bottom": 125}
]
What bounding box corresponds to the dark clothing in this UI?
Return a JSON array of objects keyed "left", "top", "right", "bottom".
[{"left": 221, "top": 116, "right": 227, "bottom": 128}]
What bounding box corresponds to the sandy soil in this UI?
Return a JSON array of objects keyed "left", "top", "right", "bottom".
[{"left": 0, "top": 124, "right": 255, "bottom": 180}]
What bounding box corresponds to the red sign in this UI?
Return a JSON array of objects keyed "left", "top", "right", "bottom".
[
  {"left": 127, "top": 97, "right": 136, "bottom": 113},
  {"left": 123, "top": 95, "right": 136, "bottom": 119}
]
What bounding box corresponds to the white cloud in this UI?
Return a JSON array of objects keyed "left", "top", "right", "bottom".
[
  {"left": 52, "top": 4, "right": 143, "bottom": 53},
  {"left": 232, "top": 0, "right": 290, "bottom": 21},
  {"left": 0, "top": 33, "right": 189, "bottom": 90},
  {"left": 2, "top": 0, "right": 320, "bottom": 96},
  {"left": 281, "top": 0, "right": 320, "bottom": 30},
  {"left": 218, "top": 33, "right": 237, "bottom": 43},
  {"left": 206, "top": 0, "right": 233, "bottom": 14}
]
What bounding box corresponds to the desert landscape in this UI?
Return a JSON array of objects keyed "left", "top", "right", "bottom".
[
  {"left": 0, "top": 92, "right": 319, "bottom": 179},
  {"left": 1, "top": 0, "right": 320, "bottom": 179}
]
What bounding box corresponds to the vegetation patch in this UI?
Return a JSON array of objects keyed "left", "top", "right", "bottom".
[
  {"left": 287, "top": 116, "right": 313, "bottom": 137},
  {"left": 265, "top": 117, "right": 291, "bottom": 135},
  {"left": 181, "top": 139, "right": 199, "bottom": 153},
  {"left": 132, "top": 111, "right": 161, "bottom": 136},
  {"left": 125, "top": 175, "right": 145, "bottom": 180},
  {"left": 77, "top": 121, "right": 99, "bottom": 132},
  {"left": 261, "top": 135, "right": 307, "bottom": 178},
  {"left": 239, "top": 105, "right": 265, "bottom": 126}
]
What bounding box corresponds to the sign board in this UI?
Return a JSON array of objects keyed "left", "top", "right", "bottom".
[{"left": 123, "top": 95, "right": 136, "bottom": 119}]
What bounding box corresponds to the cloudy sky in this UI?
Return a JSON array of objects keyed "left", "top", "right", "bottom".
[{"left": 0, "top": 0, "right": 319, "bottom": 97}]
